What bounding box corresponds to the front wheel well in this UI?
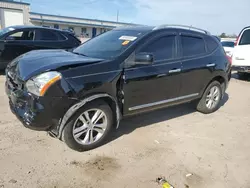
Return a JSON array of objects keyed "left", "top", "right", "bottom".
[
  {"left": 57, "top": 94, "right": 121, "bottom": 139},
  {"left": 101, "top": 97, "right": 120, "bottom": 128},
  {"left": 75, "top": 97, "right": 120, "bottom": 129}
]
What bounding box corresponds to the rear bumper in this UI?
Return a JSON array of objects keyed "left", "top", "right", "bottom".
[
  {"left": 231, "top": 66, "right": 250, "bottom": 72},
  {"left": 5, "top": 81, "right": 77, "bottom": 131}
]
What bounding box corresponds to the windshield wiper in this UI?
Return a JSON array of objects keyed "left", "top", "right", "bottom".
[{"left": 72, "top": 51, "right": 88, "bottom": 57}]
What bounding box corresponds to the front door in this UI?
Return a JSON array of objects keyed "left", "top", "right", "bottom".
[
  {"left": 233, "top": 28, "right": 250, "bottom": 67},
  {"left": 123, "top": 33, "right": 182, "bottom": 115},
  {"left": 0, "top": 29, "right": 35, "bottom": 66}
]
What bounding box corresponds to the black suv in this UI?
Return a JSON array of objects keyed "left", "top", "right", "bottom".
[
  {"left": 0, "top": 25, "right": 81, "bottom": 69},
  {"left": 5, "top": 25, "right": 231, "bottom": 151}
]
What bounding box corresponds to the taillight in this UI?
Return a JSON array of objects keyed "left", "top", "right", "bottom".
[
  {"left": 235, "top": 29, "right": 243, "bottom": 46},
  {"left": 226, "top": 55, "right": 232, "bottom": 64},
  {"left": 234, "top": 36, "right": 239, "bottom": 46}
]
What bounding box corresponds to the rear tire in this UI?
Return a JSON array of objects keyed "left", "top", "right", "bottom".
[
  {"left": 62, "top": 100, "right": 113, "bottom": 152},
  {"left": 196, "top": 81, "right": 223, "bottom": 114}
]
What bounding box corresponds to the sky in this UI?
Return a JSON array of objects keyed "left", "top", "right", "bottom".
[{"left": 24, "top": 0, "right": 250, "bottom": 35}]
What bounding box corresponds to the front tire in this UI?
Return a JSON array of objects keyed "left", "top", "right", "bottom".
[
  {"left": 196, "top": 81, "right": 223, "bottom": 114},
  {"left": 62, "top": 100, "right": 113, "bottom": 152}
]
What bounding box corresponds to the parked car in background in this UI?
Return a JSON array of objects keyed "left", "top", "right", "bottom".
[
  {"left": 221, "top": 40, "right": 235, "bottom": 56},
  {"left": 0, "top": 25, "right": 81, "bottom": 70},
  {"left": 232, "top": 26, "right": 250, "bottom": 75},
  {"left": 5, "top": 25, "right": 231, "bottom": 151}
]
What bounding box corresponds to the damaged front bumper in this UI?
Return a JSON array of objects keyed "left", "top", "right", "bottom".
[{"left": 5, "top": 80, "right": 77, "bottom": 131}]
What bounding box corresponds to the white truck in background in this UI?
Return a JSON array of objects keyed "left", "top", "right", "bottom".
[{"left": 232, "top": 26, "right": 250, "bottom": 75}]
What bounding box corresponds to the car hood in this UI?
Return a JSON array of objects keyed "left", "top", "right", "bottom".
[{"left": 9, "top": 50, "right": 104, "bottom": 81}]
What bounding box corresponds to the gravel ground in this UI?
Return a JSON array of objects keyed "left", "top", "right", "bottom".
[{"left": 0, "top": 74, "right": 250, "bottom": 188}]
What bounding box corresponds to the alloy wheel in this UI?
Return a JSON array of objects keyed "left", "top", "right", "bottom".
[
  {"left": 72, "top": 108, "right": 108, "bottom": 145},
  {"left": 205, "top": 86, "right": 220, "bottom": 109}
]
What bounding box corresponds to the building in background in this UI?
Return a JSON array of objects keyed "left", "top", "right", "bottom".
[
  {"left": 0, "top": 0, "right": 137, "bottom": 38},
  {"left": 0, "top": 0, "right": 30, "bottom": 29},
  {"left": 29, "top": 12, "right": 137, "bottom": 38}
]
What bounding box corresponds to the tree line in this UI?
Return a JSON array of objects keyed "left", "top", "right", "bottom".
[{"left": 219, "top": 33, "right": 237, "bottom": 38}]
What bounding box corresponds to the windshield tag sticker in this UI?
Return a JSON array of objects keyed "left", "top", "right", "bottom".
[
  {"left": 119, "top": 36, "right": 137, "bottom": 41},
  {"left": 122, "top": 40, "right": 130, "bottom": 46}
]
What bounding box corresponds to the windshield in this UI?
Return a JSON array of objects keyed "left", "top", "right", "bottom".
[
  {"left": 221, "top": 41, "right": 234, "bottom": 47},
  {"left": 0, "top": 27, "right": 15, "bottom": 37},
  {"left": 73, "top": 30, "right": 147, "bottom": 59}
]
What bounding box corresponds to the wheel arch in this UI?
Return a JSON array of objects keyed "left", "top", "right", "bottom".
[
  {"left": 211, "top": 75, "right": 226, "bottom": 85},
  {"left": 57, "top": 93, "right": 122, "bottom": 139},
  {"left": 201, "top": 74, "right": 227, "bottom": 99}
]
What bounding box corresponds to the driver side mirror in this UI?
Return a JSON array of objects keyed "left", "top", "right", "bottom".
[
  {"left": 135, "top": 53, "right": 153, "bottom": 65},
  {"left": 5, "top": 36, "right": 15, "bottom": 41}
]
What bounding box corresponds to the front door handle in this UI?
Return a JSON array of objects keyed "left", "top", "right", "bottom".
[
  {"left": 169, "top": 68, "right": 181, "bottom": 73},
  {"left": 206, "top": 63, "right": 215, "bottom": 67}
]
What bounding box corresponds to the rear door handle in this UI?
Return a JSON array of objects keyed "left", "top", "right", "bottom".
[
  {"left": 169, "top": 68, "right": 181, "bottom": 73},
  {"left": 206, "top": 63, "right": 215, "bottom": 67}
]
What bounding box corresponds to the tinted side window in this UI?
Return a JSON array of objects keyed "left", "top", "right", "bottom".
[
  {"left": 181, "top": 35, "right": 206, "bottom": 57},
  {"left": 206, "top": 36, "right": 219, "bottom": 52},
  {"left": 239, "top": 29, "right": 250, "bottom": 45},
  {"left": 57, "top": 32, "right": 67, "bottom": 41},
  {"left": 6, "top": 30, "right": 34, "bottom": 41},
  {"left": 65, "top": 33, "right": 81, "bottom": 45},
  {"left": 35, "top": 30, "right": 59, "bottom": 41},
  {"left": 139, "top": 35, "right": 176, "bottom": 61}
]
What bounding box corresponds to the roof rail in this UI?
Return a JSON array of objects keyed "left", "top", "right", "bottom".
[{"left": 153, "top": 24, "right": 210, "bottom": 35}]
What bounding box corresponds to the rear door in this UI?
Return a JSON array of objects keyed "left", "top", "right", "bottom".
[
  {"left": 179, "top": 33, "right": 214, "bottom": 97},
  {"left": 233, "top": 28, "right": 250, "bottom": 66},
  {"left": 123, "top": 32, "right": 182, "bottom": 115}
]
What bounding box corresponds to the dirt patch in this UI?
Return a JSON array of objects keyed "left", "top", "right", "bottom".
[
  {"left": 185, "top": 173, "right": 204, "bottom": 188},
  {"left": 70, "top": 156, "right": 120, "bottom": 181}
]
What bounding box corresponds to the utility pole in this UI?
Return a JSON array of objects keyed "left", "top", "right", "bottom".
[{"left": 116, "top": 10, "right": 119, "bottom": 23}]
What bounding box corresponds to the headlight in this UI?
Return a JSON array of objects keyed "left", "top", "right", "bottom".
[{"left": 26, "top": 71, "right": 61, "bottom": 96}]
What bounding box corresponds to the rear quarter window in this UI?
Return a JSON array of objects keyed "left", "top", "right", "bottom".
[
  {"left": 65, "top": 33, "right": 81, "bottom": 45},
  {"left": 205, "top": 36, "right": 219, "bottom": 52},
  {"left": 57, "top": 31, "right": 67, "bottom": 41},
  {"left": 239, "top": 29, "right": 250, "bottom": 45}
]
